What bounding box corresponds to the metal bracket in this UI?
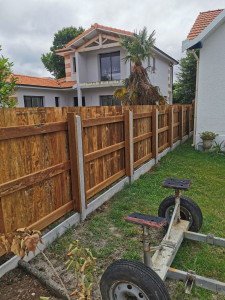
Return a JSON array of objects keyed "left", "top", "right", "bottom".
[
  {"left": 185, "top": 270, "right": 196, "bottom": 294},
  {"left": 149, "top": 245, "right": 163, "bottom": 252},
  {"left": 161, "top": 240, "right": 176, "bottom": 249},
  {"left": 206, "top": 233, "right": 214, "bottom": 245}
]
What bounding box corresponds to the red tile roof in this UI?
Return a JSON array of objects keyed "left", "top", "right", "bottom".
[
  {"left": 65, "top": 23, "right": 134, "bottom": 48},
  {"left": 59, "top": 81, "right": 77, "bottom": 88},
  {"left": 188, "top": 9, "right": 223, "bottom": 40},
  {"left": 13, "top": 74, "right": 76, "bottom": 89},
  {"left": 55, "top": 47, "right": 69, "bottom": 53}
]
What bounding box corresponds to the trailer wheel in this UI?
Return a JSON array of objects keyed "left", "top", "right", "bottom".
[
  {"left": 158, "top": 195, "right": 203, "bottom": 232},
  {"left": 100, "top": 259, "right": 170, "bottom": 300}
]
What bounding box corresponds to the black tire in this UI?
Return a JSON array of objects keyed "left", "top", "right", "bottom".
[
  {"left": 100, "top": 259, "right": 170, "bottom": 300},
  {"left": 158, "top": 195, "right": 203, "bottom": 232}
]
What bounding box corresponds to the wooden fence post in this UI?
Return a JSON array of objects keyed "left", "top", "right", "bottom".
[
  {"left": 179, "top": 106, "right": 183, "bottom": 141},
  {"left": 169, "top": 106, "right": 174, "bottom": 148},
  {"left": 67, "top": 113, "right": 86, "bottom": 221},
  {"left": 124, "top": 110, "right": 134, "bottom": 183},
  {"left": 152, "top": 108, "right": 159, "bottom": 163}
]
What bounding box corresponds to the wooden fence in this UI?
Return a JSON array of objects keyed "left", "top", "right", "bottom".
[{"left": 0, "top": 104, "right": 194, "bottom": 243}]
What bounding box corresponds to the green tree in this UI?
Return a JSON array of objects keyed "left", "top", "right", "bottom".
[
  {"left": 173, "top": 50, "right": 199, "bottom": 104},
  {"left": 114, "top": 27, "right": 164, "bottom": 105},
  {"left": 0, "top": 47, "right": 17, "bottom": 108},
  {"left": 41, "top": 26, "right": 85, "bottom": 79}
]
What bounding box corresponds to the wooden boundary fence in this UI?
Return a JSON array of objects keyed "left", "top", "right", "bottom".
[{"left": 0, "top": 104, "right": 194, "bottom": 247}]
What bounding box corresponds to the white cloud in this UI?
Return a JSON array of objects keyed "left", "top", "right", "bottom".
[{"left": 0, "top": 0, "right": 224, "bottom": 78}]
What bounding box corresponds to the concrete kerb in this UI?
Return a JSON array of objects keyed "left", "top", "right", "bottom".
[{"left": 0, "top": 134, "right": 192, "bottom": 278}]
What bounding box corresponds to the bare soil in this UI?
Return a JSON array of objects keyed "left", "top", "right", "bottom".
[
  {"left": 0, "top": 201, "right": 177, "bottom": 300},
  {"left": 0, "top": 268, "right": 60, "bottom": 300}
]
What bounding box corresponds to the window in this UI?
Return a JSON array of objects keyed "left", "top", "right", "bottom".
[
  {"left": 152, "top": 57, "right": 156, "bottom": 73},
  {"left": 74, "top": 96, "right": 85, "bottom": 106},
  {"left": 74, "top": 97, "right": 78, "bottom": 106},
  {"left": 147, "top": 57, "right": 156, "bottom": 73},
  {"left": 73, "top": 57, "right": 76, "bottom": 73},
  {"left": 55, "top": 97, "right": 59, "bottom": 107},
  {"left": 24, "top": 96, "right": 43, "bottom": 107},
  {"left": 100, "top": 52, "right": 120, "bottom": 81},
  {"left": 100, "top": 95, "right": 121, "bottom": 106}
]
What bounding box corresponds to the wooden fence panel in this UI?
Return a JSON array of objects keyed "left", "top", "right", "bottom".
[
  {"left": 0, "top": 108, "right": 72, "bottom": 233},
  {"left": 82, "top": 107, "right": 125, "bottom": 201},
  {"left": 0, "top": 104, "right": 194, "bottom": 241}
]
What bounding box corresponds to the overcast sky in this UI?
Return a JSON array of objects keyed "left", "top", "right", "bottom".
[{"left": 0, "top": 0, "right": 224, "bottom": 80}]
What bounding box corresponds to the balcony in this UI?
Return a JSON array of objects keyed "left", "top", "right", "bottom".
[{"left": 73, "top": 80, "right": 124, "bottom": 89}]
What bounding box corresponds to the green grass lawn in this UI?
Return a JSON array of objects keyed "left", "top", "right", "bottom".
[{"left": 46, "top": 140, "right": 225, "bottom": 299}]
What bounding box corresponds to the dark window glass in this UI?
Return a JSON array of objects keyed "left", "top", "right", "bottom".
[
  {"left": 100, "top": 95, "right": 121, "bottom": 106},
  {"left": 55, "top": 97, "right": 59, "bottom": 107},
  {"left": 74, "top": 97, "right": 78, "bottom": 107},
  {"left": 73, "top": 57, "right": 76, "bottom": 72},
  {"left": 152, "top": 57, "right": 156, "bottom": 72},
  {"left": 100, "top": 52, "right": 120, "bottom": 81},
  {"left": 74, "top": 97, "right": 85, "bottom": 106},
  {"left": 82, "top": 97, "right": 85, "bottom": 107},
  {"left": 24, "top": 96, "right": 43, "bottom": 107},
  {"left": 100, "top": 54, "right": 111, "bottom": 81},
  {"left": 111, "top": 52, "right": 120, "bottom": 80}
]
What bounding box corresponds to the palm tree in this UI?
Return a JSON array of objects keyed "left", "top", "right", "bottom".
[{"left": 114, "top": 27, "right": 164, "bottom": 105}]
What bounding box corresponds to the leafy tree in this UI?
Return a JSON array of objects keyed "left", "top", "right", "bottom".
[
  {"left": 41, "top": 26, "right": 85, "bottom": 79},
  {"left": 0, "top": 46, "right": 17, "bottom": 108},
  {"left": 114, "top": 27, "right": 164, "bottom": 105},
  {"left": 173, "top": 50, "right": 199, "bottom": 104}
]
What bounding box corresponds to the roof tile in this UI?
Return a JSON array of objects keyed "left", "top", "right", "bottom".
[
  {"left": 12, "top": 74, "right": 76, "bottom": 88},
  {"left": 188, "top": 9, "right": 223, "bottom": 40}
]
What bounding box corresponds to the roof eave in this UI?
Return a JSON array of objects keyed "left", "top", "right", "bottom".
[
  {"left": 153, "top": 46, "right": 179, "bottom": 64},
  {"left": 68, "top": 27, "right": 178, "bottom": 64},
  {"left": 68, "top": 27, "right": 133, "bottom": 49},
  {"left": 182, "top": 9, "right": 225, "bottom": 51},
  {"left": 17, "top": 84, "right": 73, "bottom": 90}
]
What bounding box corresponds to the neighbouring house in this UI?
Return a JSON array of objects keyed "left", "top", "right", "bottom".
[
  {"left": 15, "top": 23, "right": 178, "bottom": 108},
  {"left": 182, "top": 9, "right": 225, "bottom": 148},
  {"left": 12, "top": 75, "right": 77, "bottom": 107}
]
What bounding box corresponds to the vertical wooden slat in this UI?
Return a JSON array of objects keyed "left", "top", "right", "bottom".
[
  {"left": 187, "top": 107, "right": 191, "bottom": 135},
  {"left": 168, "top": 106, "right": 173, "bottom": 148},
  {"left": 0, "top": 198, "right": 5, "bottom": 233},
  {"left": 67, "top": 112, "right": 81, "bottom": 213},
  {"left": 179, "top": 106, "right": 183, "bottom": 140},
  {"left": 152, "top": 108, "right": 158, "bottom": 160},
  {"left": 124, "top": 110, "right": 133, "bottom": 179}
]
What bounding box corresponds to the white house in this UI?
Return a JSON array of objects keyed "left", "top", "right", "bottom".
[
  {"left": 14, "top": 75, "right": 76, "bottom": 107},
  {"left": 182, "top": 9, "right": 225, "bottom": 148},
  {"left": 15, "top": 23, "right": 178, "bottom": 107}
]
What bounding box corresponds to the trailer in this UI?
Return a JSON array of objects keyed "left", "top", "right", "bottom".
[{"left": 100, "top": 178, "right": 225, "bottom": 299}]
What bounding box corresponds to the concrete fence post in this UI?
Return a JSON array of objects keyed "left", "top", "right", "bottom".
[
  {"left": 76, "top": 115, "right": 86, "bottom": 221},
  {"left": 67, "top": 113, "right": 86, "bottom": 221}
]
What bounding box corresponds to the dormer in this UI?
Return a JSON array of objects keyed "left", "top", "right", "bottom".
[{"left": 55, "top": 23, "right": 134, "bottom": 82}]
